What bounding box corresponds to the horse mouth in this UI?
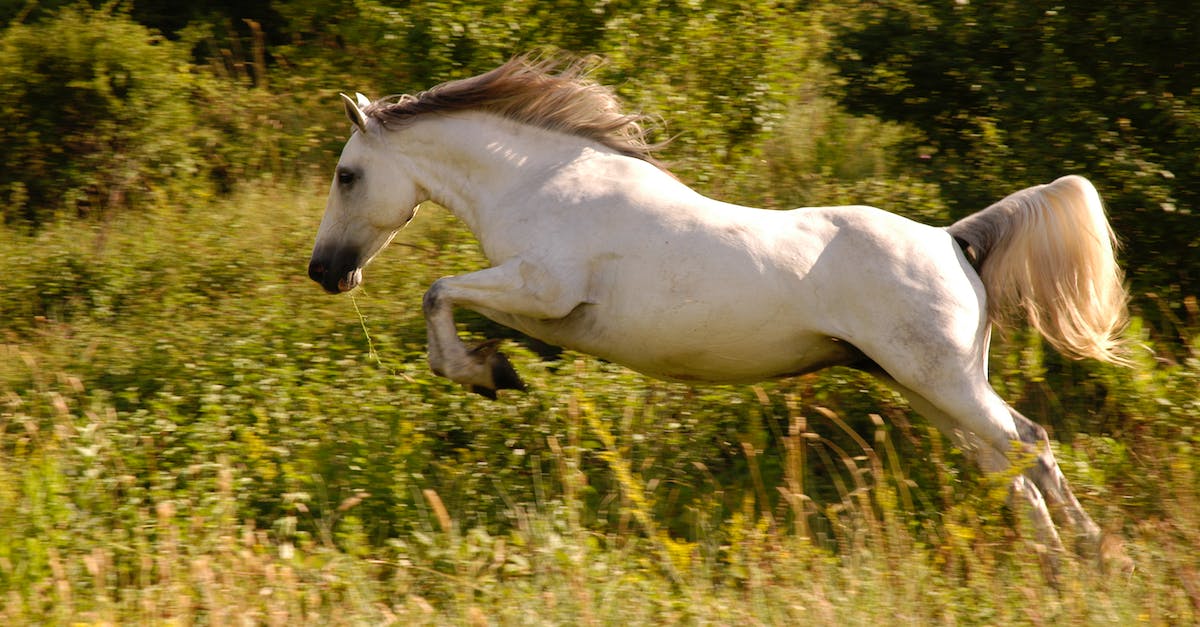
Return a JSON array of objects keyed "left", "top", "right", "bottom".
[{"left": 336, "top": 269, "right": 363, "bottom": 293}]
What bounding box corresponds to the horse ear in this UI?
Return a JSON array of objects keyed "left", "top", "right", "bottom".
[
  {"left": 355, "top": 92, "right": 371, "bottom": 108},
  {"left": 340, "top": 92, "right": 368, "bottom": 134}
]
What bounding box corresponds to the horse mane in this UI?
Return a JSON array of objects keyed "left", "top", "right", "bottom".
[{"left": 363, "top": 55, "right": 667, "bottom": 167}]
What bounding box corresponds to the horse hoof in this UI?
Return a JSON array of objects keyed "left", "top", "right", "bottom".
[
  {"left": 489, "top": 352, "right": 526, "bottom": 392},
  {"left": 468, "top": 384, "right": 499, "bottom": 400},
  {"left": 467, "top": 340, "right": 527, "bottom": 397}
]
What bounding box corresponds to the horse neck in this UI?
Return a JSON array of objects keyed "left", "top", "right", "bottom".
[{"left": 395, "top": 112, "right": 608, "bottom": 236}]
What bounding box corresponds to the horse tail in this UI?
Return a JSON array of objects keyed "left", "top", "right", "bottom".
[{"left": 947, "top": 175, "right": 1130, "bottom": 364}]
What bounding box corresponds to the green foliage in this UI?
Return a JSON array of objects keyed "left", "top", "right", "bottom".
[
  {"left": 829, "top": 0, "right": 1200, "bottom": 301},
  {"left": 0, "top": 4, "right": 201, "bottom": 224},
  {"left": 267, "top": 0, "right": 819, "bottom": 201}
]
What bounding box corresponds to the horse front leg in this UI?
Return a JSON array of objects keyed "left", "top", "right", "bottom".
[
  {"left": 421, "top": 258, "right": 585, "bottom": 398},
  {"left": 424, "top": 294, "right": 523, "bottom": 399}
]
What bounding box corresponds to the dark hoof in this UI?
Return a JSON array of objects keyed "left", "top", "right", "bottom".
[
  {"left": 468, "top": 339, "right": 527, "bottom": 399},
  {"left": 468, "top": 384, "right": 499, "bottom": 400}
]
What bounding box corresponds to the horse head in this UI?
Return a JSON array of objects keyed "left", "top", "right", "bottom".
[{"left": 307, "top": 93, "right": 423, "bottom": 293}]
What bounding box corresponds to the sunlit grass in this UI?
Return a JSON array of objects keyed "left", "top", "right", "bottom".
[{"left": 1, "top": 181, "right": 1197, "bottom": 624}]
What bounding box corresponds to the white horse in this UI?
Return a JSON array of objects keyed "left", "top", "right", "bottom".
[{"left": 308, "top": 56, "right": 1128, "bottom": 555}]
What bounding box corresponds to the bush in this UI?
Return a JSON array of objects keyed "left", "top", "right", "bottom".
[
  {"left": 0, "top": 5, "right": 201, "bottom": 224},
  {"left": 829, "top": 0, "right": 1200, "bottom": 306}
]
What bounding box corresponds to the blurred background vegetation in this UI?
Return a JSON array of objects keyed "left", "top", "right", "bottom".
[{"left": 1, "top": 1, "right": 1197, "bottom": 623}]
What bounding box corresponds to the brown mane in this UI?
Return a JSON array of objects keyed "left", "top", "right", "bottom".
[{"left": 363, "top": 55, "right": 665, "bottom": 166}]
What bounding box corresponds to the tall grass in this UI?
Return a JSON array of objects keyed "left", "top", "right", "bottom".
[{"left": 1, "top": 182, "right": 1198, "bottom": 623}]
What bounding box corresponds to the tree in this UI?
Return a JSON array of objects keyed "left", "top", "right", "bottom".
[
  {"left": 269, "top": 0, "right": 813, "bottom": 200},
  {"left": 0, "top": 5, "right": 200, "bottom": 224},
  {"left": 830, "top": 0, "right": 1200, "bottom": 305}
]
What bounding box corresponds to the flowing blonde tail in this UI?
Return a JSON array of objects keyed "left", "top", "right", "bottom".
[{"left": 948, "top": 175, "right": 1130, "bottom": 364}]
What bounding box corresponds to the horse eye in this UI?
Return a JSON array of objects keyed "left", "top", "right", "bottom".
[{"left": 337, "top": 169, "right": 357, "bottom": 186}]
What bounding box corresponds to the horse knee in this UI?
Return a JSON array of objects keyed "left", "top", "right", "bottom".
[{"left": 422, "top": 279, "right": 446, "bottom": 316}]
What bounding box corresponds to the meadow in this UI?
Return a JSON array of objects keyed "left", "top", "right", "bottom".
[{"left": 1, "top": 180, "right": 1197, "bottom": 624}]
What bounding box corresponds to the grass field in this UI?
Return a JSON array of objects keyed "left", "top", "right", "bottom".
[{"left": 2, "top": 181, "right": 1198, "bottom": 624}]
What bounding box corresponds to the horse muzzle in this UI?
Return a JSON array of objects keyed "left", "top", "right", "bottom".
[{"left": 308, "top": 247, "right": 362, "bottom": 294}]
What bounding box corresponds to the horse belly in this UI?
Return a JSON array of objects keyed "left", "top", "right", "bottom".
[
  {"left": 622, "top": 331, "right": 863, "bottom": 383},
  {"left": 499, "top": 297, "right": 855, "bottom": 384}
]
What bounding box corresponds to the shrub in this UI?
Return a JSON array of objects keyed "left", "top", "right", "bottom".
[{"left": 0, "top": 5, "right": 200, "bottom": 224}]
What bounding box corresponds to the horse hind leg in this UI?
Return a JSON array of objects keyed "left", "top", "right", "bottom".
[
  {"left": 907, "top": 374, "right": 1104, "bottom": 554},
  {"left": 871, "top": 373, "right": 1069, "bottom": 555},
  {"left": 1009, "top": 406, "right": 1103, "bottom": 551}
]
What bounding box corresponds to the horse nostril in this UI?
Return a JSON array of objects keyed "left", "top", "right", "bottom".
[{"left": 308, "top": 261, "right": 326, "bottom": 282}]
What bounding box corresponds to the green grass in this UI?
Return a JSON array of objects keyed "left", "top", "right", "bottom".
[{"left": 2, "top": 181, "right": 1198, "bottom": 624}]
